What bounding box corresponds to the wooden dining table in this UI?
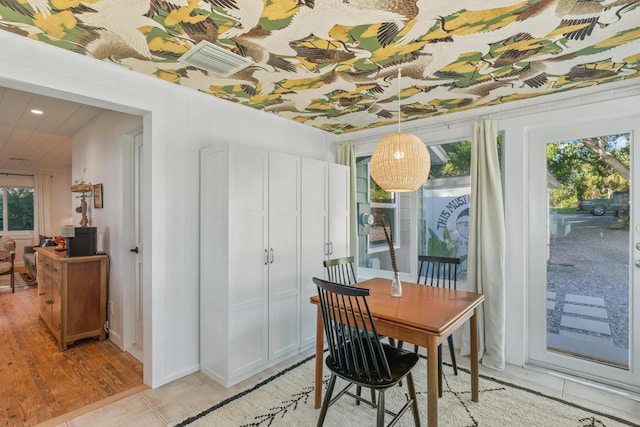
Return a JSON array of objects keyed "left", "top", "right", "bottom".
[{"left": 310, "top": 277, "right": 485, "bottom": 427}]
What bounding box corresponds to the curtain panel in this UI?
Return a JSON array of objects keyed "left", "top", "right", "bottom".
[
  {"left": 464, "top": 119, "right": 507, "bottom": 371},
  {"left": 337, "top": 142, "right": 357, "bottom": 263},
  {"left": 34, "top": 174, "right": 52, "bottom": 240}
]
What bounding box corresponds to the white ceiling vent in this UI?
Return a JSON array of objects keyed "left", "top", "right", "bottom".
[
  {"left": 178, "top": 40, "right": 253, "bottom": 77},
  {"left": 336, "top": 111, "right": 381, "bottom": 128}
]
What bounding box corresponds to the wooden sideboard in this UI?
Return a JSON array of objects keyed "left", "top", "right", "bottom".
[{"left": 35, "top": 247, "right": 108, "bottom": 350}]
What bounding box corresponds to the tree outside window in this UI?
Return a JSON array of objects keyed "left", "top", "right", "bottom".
[{"left": 1, "top": 187, "right": 34, "bottom": 231}]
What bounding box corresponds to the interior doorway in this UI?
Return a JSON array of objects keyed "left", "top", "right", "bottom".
[{"left": 527, "top": 117, "right": 640, "bottom": 391}]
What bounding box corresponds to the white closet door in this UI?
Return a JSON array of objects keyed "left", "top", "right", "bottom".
[
  {"left": 228, "top": 146, "right": 269, "bottom": 377},
  {"left": 300, "top": 158, "right": 329, "bottom": 349},
  {"left": 268, "top": 152, "right": 300, "bottom": 359}
]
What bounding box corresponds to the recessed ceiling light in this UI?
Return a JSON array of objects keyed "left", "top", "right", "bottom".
[{"left": 30, "top": 109, "right": 44, "bottom": 115}]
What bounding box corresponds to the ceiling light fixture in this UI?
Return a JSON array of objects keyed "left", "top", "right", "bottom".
[
  {"left": 369, "top": 68, "right": 431, "bottom": 192},
  {"left": 30, "top": 109, "right": 44, "bottom": 115}
]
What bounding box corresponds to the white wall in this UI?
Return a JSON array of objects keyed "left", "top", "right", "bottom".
[{"left": 0, "top": 30, "right": 334, "bottom": 388}]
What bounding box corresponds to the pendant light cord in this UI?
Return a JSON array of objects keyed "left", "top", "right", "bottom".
[{"left": 397, "top": 68, "right": 402, "bottom": 133}]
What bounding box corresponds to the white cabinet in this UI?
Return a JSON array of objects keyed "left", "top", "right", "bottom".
[
  {"left": 300, "top": 159, "right": 350, "bottom": 349},
  {"left": 200, "top": 144, "right": 300, "bottom": 387}
]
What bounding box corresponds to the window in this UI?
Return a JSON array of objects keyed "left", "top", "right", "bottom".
[
  {"left": 357, "top": 136, "right": 501, "bottom": 280},
  {"left": 368, "top": 168, "right": 398, "bottom": 252},
  {"left": 0, "top": 187, "right": 34, "bottom": 232}
]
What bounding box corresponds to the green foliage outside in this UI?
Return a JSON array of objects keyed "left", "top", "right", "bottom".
[
  {"left": 427, "top": 227, "right": 466, "bottom": 261},
  {"left": 429, "top": 140, "right": 472, "bottom": 178},
  {"left": 547, "top": 134, "right": 629, "bottom": 209},
  {"left": 6, "top": 187, "right": 34, "bottom": 231},
  {"left": 370, "top": 178, "right": 393, "bottom": 203}
]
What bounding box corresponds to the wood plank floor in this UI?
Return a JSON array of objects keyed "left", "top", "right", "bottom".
[{"left": 0, "top": 269, "right": 143, "bottom": 426}]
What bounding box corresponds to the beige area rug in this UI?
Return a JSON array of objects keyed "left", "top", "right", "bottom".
[
  {"left": 174, "top": 354, "right": 638, "bottom": 427},
  {"left": 0, "top": 272, "right": 34, "bottom": 293}
]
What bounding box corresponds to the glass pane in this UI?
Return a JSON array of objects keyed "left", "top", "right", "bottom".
[
  {"left": 8, "top": 187, "right": 34, "bottom": 231},
  {"left": 418, "top": 140, "right": 473, "bottom": 281},
  {"left": 356, "top": 156, "right": 399, "bottom": 272},
  {"left": 546, "top": 133, "right": 630, "bottom": 368}
]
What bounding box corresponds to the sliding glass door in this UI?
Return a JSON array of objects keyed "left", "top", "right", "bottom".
[{"left": 528, "top": 117, "right": 640, "bottom": 391}]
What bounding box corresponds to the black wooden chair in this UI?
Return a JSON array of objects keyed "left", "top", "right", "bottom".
[
  {"left": 314, "top": 277, "right": 421, "bottom": 427},
  {"left": 399, "top": 255, "right": 461, "bottom": 397},
  {"left": 323, "top": 256, "right": 358, "bottom": 285}
]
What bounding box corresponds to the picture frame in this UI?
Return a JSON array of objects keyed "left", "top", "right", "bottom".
[{"left": 93, "top": 183, "right": 103, "bottom": 209}]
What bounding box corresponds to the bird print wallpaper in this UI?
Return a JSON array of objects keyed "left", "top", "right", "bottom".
[{"left": 0, "top": 0, "right": 639, "bottom": 134}]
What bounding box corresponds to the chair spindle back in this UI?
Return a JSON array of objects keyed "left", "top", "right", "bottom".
[
  {"left": 313, "top": 277, "right": 391, "bottom": 383},
  {"left": 417, "top": 255, "right": 461, "bottom": 290},
  {"left": 323, "top": 256, "right": 358, "bottom": 286}
]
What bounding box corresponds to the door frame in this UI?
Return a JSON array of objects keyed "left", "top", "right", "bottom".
[{"left": 526, "top": 116, "right": 640, "bottom": 391}]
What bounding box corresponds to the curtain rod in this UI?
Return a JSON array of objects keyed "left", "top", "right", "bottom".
[
  {"left": 1, "top": 172, "right": 53, "bottom": 178},
  {"left": 2, "top": 172, "right": 34, "bottom": 177}
]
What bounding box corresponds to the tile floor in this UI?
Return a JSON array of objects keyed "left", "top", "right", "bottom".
[{"left": 43, "top": 348, "right": 640, "bottom": 427}]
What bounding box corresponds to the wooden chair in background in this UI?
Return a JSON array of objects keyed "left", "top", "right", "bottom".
[
  {"left": 399, "top": 255, "right": 461, "bottom": 397},
  {"left": 323, "top": 256, "right": 357, "bottom": 286},
  {"left": 0, "top": 238, "right": 16, "bottom": 292}
]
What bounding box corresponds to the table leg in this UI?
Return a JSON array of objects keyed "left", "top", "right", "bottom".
[
  {"left": 427, "top": 335, "right": 438, "bottom": 426},
  {"left": 314, "top": 305, "right": 324, "bottom": 409},
  {"left": 470, "top": 307, "right": 479, "bottom": 402}
]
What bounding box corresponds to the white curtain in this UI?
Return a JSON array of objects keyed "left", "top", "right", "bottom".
[
  {"left": 34, "top": 174, "right": 52, "bottom": 240},
  {"left": 463, "top": 120, "right": 506, "bottom": 370},
  {"left": 337, "top": 142, "right": 357, "bottom": 261}
]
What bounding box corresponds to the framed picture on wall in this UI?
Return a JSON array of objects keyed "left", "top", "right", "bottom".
[{"left": 93, "top": 183, "right": 103, "bottom": 209}]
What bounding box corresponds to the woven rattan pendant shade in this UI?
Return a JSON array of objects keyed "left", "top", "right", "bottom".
[
  {"left": 370, "top": 131, "right": 431, "bottom": 192},
  {"left": 370, "top": 68, "right": 430, "bottom": 192}
]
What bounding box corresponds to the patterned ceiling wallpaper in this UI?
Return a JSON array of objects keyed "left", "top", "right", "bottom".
[{"left": 1, "top": 0, "right": 639, "bottom": 134}]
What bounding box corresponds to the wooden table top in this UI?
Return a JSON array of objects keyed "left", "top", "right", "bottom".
[{"left": 310, "top": 277, "right": 484, "bottom": 336}]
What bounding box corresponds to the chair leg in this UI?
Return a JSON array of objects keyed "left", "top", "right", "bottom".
[
  {"left": 376, "top": 390, "right": 385, "bottom": 427},
  {"left": 317, "top": 374, "right": 337, "bottom": 427},
  {"left": 406, "top": 372, "right": 421, "bottom": 427},
  {"left": 447, "top": 335, "right": 458, "bottom": 375},
  {"left": 356, "top": 385, "right": 362, "bottom": 405}
]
